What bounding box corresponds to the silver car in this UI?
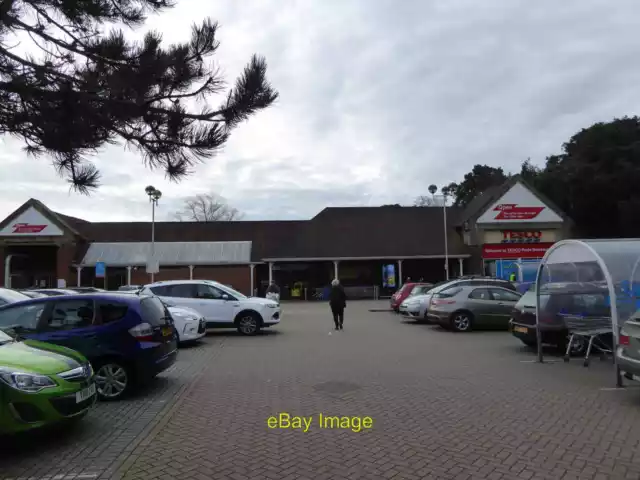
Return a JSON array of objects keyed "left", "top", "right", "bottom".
[
  {"left": 398, "top": 284, "right": 434, "bottom": 317},
  {"left": 426, "top": 285, "right": 522, "bottom": 332},
  {"left": 401, "top": 277, "right": 518, "bottom": 323},
  {"left": 618, "top": 312, "right": 640, "bottom": 382}
]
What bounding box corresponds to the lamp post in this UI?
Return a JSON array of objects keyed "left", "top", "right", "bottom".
[
  {"left": 429, "top": 184, "right": 450, "bottom": 281},
  {"left": 145, "top": 185, "right": 162, "bottom": 283}
]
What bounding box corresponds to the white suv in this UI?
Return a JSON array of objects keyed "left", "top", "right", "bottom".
[{"left": 141, "top": 280, "right": 281, "bottom": 336}]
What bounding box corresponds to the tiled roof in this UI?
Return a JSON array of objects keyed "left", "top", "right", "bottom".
[{"left": 2, "top": 200, "right": 473, "bottom": 261}]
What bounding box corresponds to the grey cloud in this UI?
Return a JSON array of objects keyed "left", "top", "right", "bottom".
[{"left": 2, "top": 0, "right": 640, "bottom": 222}]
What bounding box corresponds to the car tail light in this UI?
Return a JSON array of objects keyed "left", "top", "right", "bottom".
[
  {"left": 129, "top": 322, "right": 154, "bottom": 342},
  {"left": 620, "top": 334, "right": 630, "bottom": 346},
  {"left": 432, "top": 299, "right": 456, "bottom": 305}
]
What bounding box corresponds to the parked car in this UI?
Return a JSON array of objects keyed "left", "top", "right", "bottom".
[
  {"left": 427, "top": 285, "right": 522, "bottom": 331},
  {"left": 391, "top": 282, "right": 432, "bottom": 312},
  {"left": 0, "top": 288, "right": 31, "bottom": 306},
  {"left": 111, "top": 291, "right": 206, "bottom": 345},
  {"left": 509, "top": 282, "right": 611, "bottom": 354},
  {"left": 29, "top": 288, "right": 79, "bottom": 296},
  {"left": 167, "top": 305, "right": 207, "bottom": 345},
  {"left": 618, "top": 311, "right": 640, "bottom": 383},
  {"left": 0, "top": 292, "right": 177, "bottom": 400},
  {"left": 397, "top": 283, "right": 434, "bottom": 315},
  {"left": 141, "top": 280, "right": 281, "bottom": 336},
  {"left": 18, "top": 290, "right": 49, "bottom": 299},
  {"left": 67, "top": 287, "right": 107, "bottom": 293},
  {"left": 118, "top": 285, "right": 142, "bottom": 292},
  {"left": 401, "top": 276, "right": 517, "bottom": 322},
  {"left": 0, "top": 328, "right": 96, "bottom": 434}
]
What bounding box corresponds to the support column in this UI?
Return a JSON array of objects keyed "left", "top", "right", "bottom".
[
  {"left": 76, "top": 266, "right": 83, "bottom": 287},
  {"left": 189, "top": 265, "right": 194, "bottom": 280},
  {"left": 333, "top": 260, "right": 339, "bottom": 280},
  {"left": 458, "top": 258, "right": 464, "bottom": 277},
  {"left": 249, "top": 264, "right": 255, "bottom": 295},
  {"left": 397, "top": 260, "right": 403, "bottom": 287},
  {"left": 126, "top": 266, "right": 132, "bottom": 286},
  {"left": 268, "top": 262, "right": 274, "bottom": 283},
  {"left": 4, "top": 254, "right": 14, "bottom": 289}
]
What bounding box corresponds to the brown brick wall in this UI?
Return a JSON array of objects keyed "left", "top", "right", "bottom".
[
  {"left": 129, "top": 265, "right": 252, "bottom": 295},
  {"left": 193, "top": 265, "right": 251, "bottom": 295},
  {"left": 56, "top": 243, "right": 76, "bottom": 287}
]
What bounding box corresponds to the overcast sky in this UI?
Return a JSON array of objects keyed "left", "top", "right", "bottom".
[{"left": 1, "top": 0, "right": 639, "bottom": 221}]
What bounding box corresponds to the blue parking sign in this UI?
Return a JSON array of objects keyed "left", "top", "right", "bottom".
[{"left": 95, "top": 262, "right": 106, "bottom": 278}]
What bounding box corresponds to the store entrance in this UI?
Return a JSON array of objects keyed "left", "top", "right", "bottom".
[{"left": 3, "top": 245, "right": 58, "bottom": 288}]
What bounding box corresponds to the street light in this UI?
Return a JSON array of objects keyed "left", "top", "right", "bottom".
[
  {"left": 145, "top": 185, "right": 162, "bottom": 283},
  {"left": 429, "top": 184, "right": 449, "bottom": 281}
]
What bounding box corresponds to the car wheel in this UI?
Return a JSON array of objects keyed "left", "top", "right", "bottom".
[
  {"left": 450, "top": 311, "right": 473, "bottom": 332},
  {"left": 236, "top": 312, "right": 261, "bottom": 336},
  {"left": 521, "top": 339, "right": 537, "bottom": 348},
  {"left": 94, "top": 361, "right": 131, "bottom": 401}
]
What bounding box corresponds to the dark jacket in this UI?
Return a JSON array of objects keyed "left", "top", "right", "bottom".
[{"left": 329, "top": 285, "right": 347, "bottom": 309}]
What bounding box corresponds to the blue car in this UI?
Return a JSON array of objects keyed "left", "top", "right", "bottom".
[{"left": 0, "top": 292, "right": 178, "bottom": 401}]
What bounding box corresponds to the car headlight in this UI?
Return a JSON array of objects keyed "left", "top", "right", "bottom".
[
  {"left": 266, "top": 304, "right": 277, "bottom": 308},
  {"left": 0, "top": 367, "right": 56, "bottom": 393}
]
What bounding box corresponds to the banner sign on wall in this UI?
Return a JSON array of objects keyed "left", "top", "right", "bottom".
[
  {"left": 95, "top": 262, "right": 106, "bottom": 278},
  {"left": 482, "top": 243, "right": 555, "bottom": 260},
  {"left": 382, "top": 264, "right": 396, "bottom": 288}
]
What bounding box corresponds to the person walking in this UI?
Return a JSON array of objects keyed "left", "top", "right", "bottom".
[
  {"left": 265, "top": 280, "right": 281, "bottom": 303},
  {"left": 329, "top": 279, "right": 347, "bottom": 330}
]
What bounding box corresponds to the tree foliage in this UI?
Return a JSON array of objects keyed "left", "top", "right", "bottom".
[
  {"left": 447, "top": 165, "right": 508, "bottom": 208},
  {"left": 173, "top": 193, "right": 242, "bottom": 222},
  {"left": 0, "top": 0, "right": 278, "bottom": 192},
  {"left": 528, "top": 117, "right": 640, "bottom": 238},
  {"left": 430, "top": 117, "right": 640, "bottom": 238},
  {"left": 413, "top": 195, "right": 445, "bottom": 207}
]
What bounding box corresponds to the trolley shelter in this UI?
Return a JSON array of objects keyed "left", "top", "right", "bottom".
[{"left": 534, "top": 239, "right": 640, "bottom": 386}]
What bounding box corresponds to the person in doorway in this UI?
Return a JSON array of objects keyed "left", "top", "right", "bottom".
[{"left": 329, "top": 279, "right": 347, "bottom": 330}]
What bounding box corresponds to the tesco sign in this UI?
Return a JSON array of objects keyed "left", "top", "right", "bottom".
[{"left": 501, "top": 230, "right": 542, "bottom": 244}]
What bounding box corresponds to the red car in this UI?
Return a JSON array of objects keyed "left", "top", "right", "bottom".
[{"left": 390, "top": 283, "right": 431, "bottom": 312}]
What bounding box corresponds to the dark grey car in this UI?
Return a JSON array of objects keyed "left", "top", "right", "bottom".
[
  {"left": 618, "top": 311, "right": 640, "bottom": 382},
  {"left": 427, "top": 285, "right": 522, "bottom": 332}
]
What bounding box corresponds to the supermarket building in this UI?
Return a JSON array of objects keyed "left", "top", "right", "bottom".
[{"left": 0, "top": 176, "right": 571, "bottom": 296}]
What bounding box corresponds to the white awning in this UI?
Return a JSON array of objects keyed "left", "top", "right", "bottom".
[{"left": 80, "top": 241, "right": 252, "bottom": 267}]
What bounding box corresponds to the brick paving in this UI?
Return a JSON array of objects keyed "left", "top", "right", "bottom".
[{"left": 3, "top": 301, "right": 640, "bottom": 480}]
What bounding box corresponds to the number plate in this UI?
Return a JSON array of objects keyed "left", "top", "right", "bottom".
[
  {"left": 162, "top": 326, "right": 173, "bottom": 337},
  {"left": 513, "top": 326, "right": 528, "bottom": 334},
  {"left": 75, "top": 383, "right": 96, "bottom": 403}
]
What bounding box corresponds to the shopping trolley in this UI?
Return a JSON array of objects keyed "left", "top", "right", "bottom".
[{"left": 561, "top": 314, "right": 613, "bottom": 367}]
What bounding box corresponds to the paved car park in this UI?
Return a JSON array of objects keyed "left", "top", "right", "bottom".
[{"left": 2, "top": 301, "right": 640, "bottom": 480}]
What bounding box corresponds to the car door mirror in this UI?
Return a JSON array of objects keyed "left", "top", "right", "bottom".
[{"left": 222, "top": 294, "right": 230, "bottom": 301}]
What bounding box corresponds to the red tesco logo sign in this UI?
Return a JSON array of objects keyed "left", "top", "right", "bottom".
[{"left": 501, "top": 230, "right": 542, "bottom": 243}]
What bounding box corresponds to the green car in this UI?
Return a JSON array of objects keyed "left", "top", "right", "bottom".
[{"left": 0, "top": 329, "right": 96, "bottom": 435}]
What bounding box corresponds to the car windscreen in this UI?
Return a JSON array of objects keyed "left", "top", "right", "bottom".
[
  {"left": 0, "top": 303, "right": 46, "bottom": 331},
  {"left": 0, "top": 329, "right": 13, "bottom": 343},
  {"left": 139, "top": 297, "right": 171, "bottom": 326},
  {"left": 410, "top": 285, "right": 432, "bottom": 296},
  {"left": 515, "top": 290, "right": 537, "bottom": 308},
  {"left": 0, "top": 289, "right": 30, "bottom": 303}
]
